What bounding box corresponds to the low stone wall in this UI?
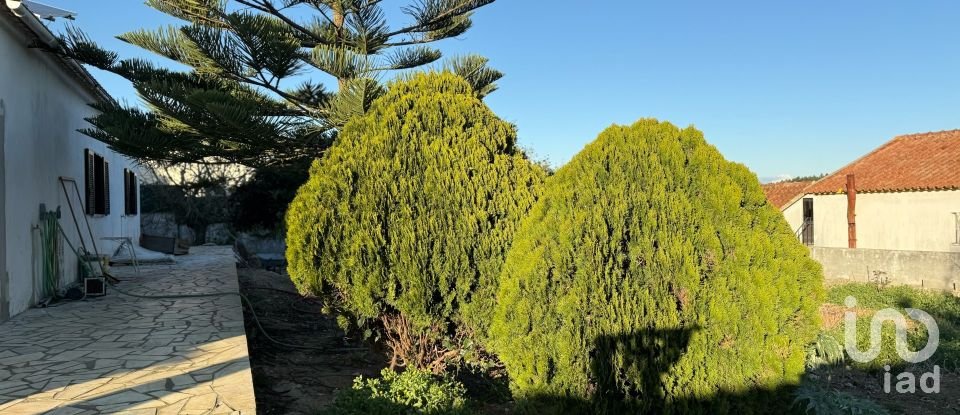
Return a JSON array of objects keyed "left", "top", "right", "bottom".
[
  {"left": 236, "top": 232, "right": 285, "bottom": 255},
  {"left": 809, "top": 247, "right": 960, "bottom": 291},
  {"left": 140, "top": 213, "right": 285, "bottom": 254},
  {"left": 141, "top": 212, "right": 196, "bottom": 242}
]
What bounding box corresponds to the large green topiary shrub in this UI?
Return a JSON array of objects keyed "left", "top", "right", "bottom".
[
  {"left": 286, "top": 72, "right": 545, "bottom": 369},
  {"left": 489, "top": 119, "right": 824, "bottom": 413}
]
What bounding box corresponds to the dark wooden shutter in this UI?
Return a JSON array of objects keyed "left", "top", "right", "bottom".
[
  {"left": 103, "top": 159, "right": 110, "bottom": 215},
  {"left": 84, "top": 149, "right": 95, "bottom": 215},
  {"left": 124, "top": 169, "right": 138, "bottom": 215},
  {"left": 129, "top": 171, "right": 138, "bottom": 215},
  {"left": 123, "top": 169, "right": 129, "bottom": 214},
  {"left": 92, "top": 154, "right": 105, "bottom": 215}
]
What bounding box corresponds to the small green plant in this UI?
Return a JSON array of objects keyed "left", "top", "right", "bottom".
[
  {"left": 793, "top": 382, "right": 889, "bottom": 415},
  {"left": 870, "top": 270, "right": 891, "bottom": 291},
  {"left": 322, "top": 368, "right": 470, "bottom": 415},
  {"left": 806, "top": 333, "right": 845, "bottom": 369}
]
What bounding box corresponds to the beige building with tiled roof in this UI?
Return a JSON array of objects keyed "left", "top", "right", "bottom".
[
  {"left": 772, "top": 130, "right": 960, "bottom": 253},
  {"left": 764, "top": 130, "right": 960, "bottom": 290}
]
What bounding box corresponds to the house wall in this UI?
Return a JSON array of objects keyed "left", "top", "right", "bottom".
[
  {"left": 782, "top": 190, "right": 960, "bottom": 252},
  {"left": 0, "top": 17, "right": 140, "bottom": 320},
  {"left": 781, "top": 198, "right": 805, "bottom": 236},
  {"left": 808, "top": 194, "right": 850, "bottom": 249},
  {"left": 804, "top": 190, "right": 960, "bottom": 253}
]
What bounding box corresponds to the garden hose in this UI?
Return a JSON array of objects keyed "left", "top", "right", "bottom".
[
  {"left": 53, "top": 220, "right": 96, "bottom": 282},
  {"left": 52, "top": 225, "right": 316, "bottom": 350},
  {"left": 38, "top": 211, "right": 62, "bottom": 299},
  {"left": 44, "top": 232, "right": 341, "bottom": 353},
  {"left": 108, "top": 284, "right": 330, "bottom": 351}
]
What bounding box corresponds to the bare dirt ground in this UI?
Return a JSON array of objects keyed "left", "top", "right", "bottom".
[
  {"left": 242, "top": 266, "right": 960, "bottom": 414},
  {"left": 814, "top": 303, "right": 960, "bottom": 414},
  {"left": 809, "top": 364, "right": 960, "bottom": 415},
  {"left": 237, "top": 267, "right": 388, "bottom": 415}
]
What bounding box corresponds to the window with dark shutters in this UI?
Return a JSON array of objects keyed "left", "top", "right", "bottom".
[
  {"left": 84, "top": 149, "right": 96, "bottom": 215},
  {"left": 103, "top": 160, "right": 110, "bottom": 215},
  {"left": 124, "top": 169, "right": 129, "bottom": 214},
  {"left": 93, "top": 155, "right": 105, "bottom": 214},
  {"left": 84, "top": 149, "right": 111, "bottom": 216},
  {"left": 124, "top": 169, "right": 138, "bottom": 215}
]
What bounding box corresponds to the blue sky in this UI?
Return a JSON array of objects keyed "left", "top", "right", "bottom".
[{"left": 46, "top": 0, "right": 960, "bottom": 181}]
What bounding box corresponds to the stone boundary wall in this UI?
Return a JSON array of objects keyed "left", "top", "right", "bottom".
[
  {"left": 141, "top": 213, "right": 285, "bottom": 256},
  {"left": 810, "top": 247, "right": 960, "bottom": 291}
]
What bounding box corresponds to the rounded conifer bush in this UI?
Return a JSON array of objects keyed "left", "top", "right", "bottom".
[
  {"left": 490, "top": 119, "right": 823, "bottom": 413},
  {"left": 286, "top": 72, "right": 545, "bottom": 368}
]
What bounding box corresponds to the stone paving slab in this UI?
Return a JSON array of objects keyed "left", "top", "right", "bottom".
[{"left": 0, "top": 246, "right": 256, "bottom": 414}]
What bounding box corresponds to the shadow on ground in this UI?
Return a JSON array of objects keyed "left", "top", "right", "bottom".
[
  {"left": 507, "top": 327, "right": 800, "bottom": 415},
  {"left": 237, "top": 267, "right": 388, "bottom": 415}
]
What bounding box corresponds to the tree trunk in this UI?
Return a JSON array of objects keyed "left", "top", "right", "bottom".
[{"left": 333, "top": 6, "right": 347, "bottom": 90}]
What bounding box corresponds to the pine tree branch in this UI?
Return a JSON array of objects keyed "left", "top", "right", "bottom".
[
  {"left": 50, "top": 0, "right": 499, "bottom": 167},
  {"left": 385, "top": 0, "right": 492, "bottom": 38},
  {"left": 384, "top": 38, "right": 437, "bottom": 47},
  {"left": 232, "top": 72, "right": 314, "bottom": 113},
  {"left": 235, "top": 0, "right": 329, "bottom": 46},
  {"left": 315, "top": 7, "right": 336, "bottom": 27}
]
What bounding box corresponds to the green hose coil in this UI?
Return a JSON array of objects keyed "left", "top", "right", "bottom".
[{"left": 38, "top": 211, "right": 61, "bottom": 299}]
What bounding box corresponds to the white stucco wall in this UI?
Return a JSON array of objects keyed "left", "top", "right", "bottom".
[
  {"left": 781, "top": 198, "right": 804, "bottom": 236},
  {"left": 807, "top": 194, "right": 849, "bottom": 249},
  {"left": 1, "top": 17, "right": 140, "bottom": 319},
  {"left": 782, "top": 190, "right": 960, "bottom": 253}
]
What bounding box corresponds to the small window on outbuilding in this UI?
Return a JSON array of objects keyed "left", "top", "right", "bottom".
[
  {"left": 124, "top": 169, "right": 138, "bottom": 216},
  {"left": 84, "top": 149, "right": 110, "bottom": 216},
  {"left": 801, "top": 198, "right": 814, "bottom": 246},
  {"left": 954, "top": 212, "right": 960, "bottom": 245}
]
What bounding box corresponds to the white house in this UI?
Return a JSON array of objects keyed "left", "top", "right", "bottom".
[
  {"left": 1, "top": 1, "right": 140, "bottom": 322},
  {"left": 763, "top": 130, "right": 960, "bottom": 290}
]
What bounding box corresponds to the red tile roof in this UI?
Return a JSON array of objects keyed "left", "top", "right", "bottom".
[
  {"left": 805, "top": 130, "right": 960, "bottom": 194},
  {"left": 762, "top": 180, "right": 815, "bottom": 209}
]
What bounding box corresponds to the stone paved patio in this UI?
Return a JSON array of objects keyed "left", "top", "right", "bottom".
[{"left": 0, "top": 246, "right": 256, "bottom": 414}]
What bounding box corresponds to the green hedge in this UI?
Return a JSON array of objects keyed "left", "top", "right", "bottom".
[
  {"left": 285, "top": 72, "right": 545, "bottom": 365},
  {"left": 490, "top": 119, "right": 824, "bottom": 413}
]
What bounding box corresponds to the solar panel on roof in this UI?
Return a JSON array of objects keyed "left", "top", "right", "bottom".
[{"left": 22, "top": 0, "right": 76, "bottom": 21}]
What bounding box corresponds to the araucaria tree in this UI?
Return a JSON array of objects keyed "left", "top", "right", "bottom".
[
  {"left": 56, "top": 0, "right": 501, "bottom": 167},
  {"left": 286, "top": 72, "right": 545, "bottom": 371},
  {"left": 490, "top": 119, "right": 824, "bottom": 413}
]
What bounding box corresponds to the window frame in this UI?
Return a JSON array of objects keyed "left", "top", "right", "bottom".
[
  {"left": 801, "top": 197, "right": 814, "bottom": 246},
  {"left": 123, "top": 168, "right": 138, "bottom": 216},
  {"left": 954, "top": 212, "right": 960, "bottom": 245},
  {"left": 84, "top": 149, "right": 110, "bottom": 216}
]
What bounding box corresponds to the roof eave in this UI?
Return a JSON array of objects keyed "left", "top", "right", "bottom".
[
  {"left": 809, "top": 186, "right": 960, "bottom": 195},
  {"left": 4, "top": 0, "right": 114, "bottom": 105}
]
